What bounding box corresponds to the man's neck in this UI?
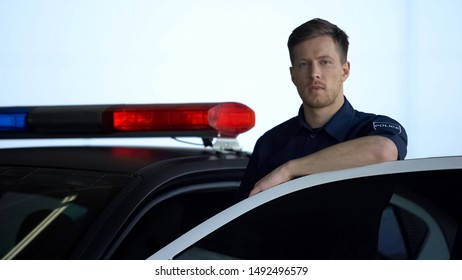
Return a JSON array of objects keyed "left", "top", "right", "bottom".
[{"left": 303, "top": 95, "right": 345, "bottom": 129}]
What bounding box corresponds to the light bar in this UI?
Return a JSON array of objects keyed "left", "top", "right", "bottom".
[{"left": 0, "top": 102, "right": 255, "bottom": 139}]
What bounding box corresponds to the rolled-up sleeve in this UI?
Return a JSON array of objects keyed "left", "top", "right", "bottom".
[{"left": 367, "top": 116, "right": 408, "bottom": 160}]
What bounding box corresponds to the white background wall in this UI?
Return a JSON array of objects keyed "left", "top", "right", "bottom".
[{"left": 1, "top": 0, "right": 461, "bottom": 158}]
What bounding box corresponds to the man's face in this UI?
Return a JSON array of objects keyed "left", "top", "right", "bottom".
[{"left": 290, "top": 35, "right": 350, "bottom": 110}]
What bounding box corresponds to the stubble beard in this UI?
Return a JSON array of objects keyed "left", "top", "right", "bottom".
[{"left": 300, "top": 87, "right": 341, "bottom": 109}]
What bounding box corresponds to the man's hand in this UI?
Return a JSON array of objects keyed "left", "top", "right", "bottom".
[{"left": 249, "top": 162, "right": 293, "bottom": 196}]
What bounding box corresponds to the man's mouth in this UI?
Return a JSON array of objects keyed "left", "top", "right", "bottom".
[{"left": 309, "top": 83, "right": 325, "bottom": 91}]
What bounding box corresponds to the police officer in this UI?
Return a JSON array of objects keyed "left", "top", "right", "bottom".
[{"left": 239, "top": 18, "right": 407, "bottom": 198}]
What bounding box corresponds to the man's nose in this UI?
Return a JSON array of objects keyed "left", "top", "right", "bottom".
[{"left": 309, "top": 64, "right": 321, "bottom": 79}]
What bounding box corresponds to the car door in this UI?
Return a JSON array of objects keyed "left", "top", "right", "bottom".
[{"left": 149, "top": 157, "right": 462, "bottom": 260}]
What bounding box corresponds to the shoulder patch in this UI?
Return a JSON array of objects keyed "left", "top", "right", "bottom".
[{"left": 373, "top": 122, "right": 402, "bottom": 134}]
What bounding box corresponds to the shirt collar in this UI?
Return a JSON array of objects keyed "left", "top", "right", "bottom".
[
  {"left": 323, "top": 97, "right": 356, "bottom": 141},
  {"left": 297, "top": 97, "right": 356, "bottom": 142}
]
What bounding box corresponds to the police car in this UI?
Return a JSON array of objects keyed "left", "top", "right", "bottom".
[
  {"left": 1, "top": 103, "right": 461, "bottom": 260},
  {"left": 0, "top": 102, "right": 254, "bottom": 259}
]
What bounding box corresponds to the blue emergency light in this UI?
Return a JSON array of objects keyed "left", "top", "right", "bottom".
[{"left": 0, "top": 112, "right": 27, "bottom": 130}]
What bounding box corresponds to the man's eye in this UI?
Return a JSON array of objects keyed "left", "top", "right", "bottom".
[
  {"left": 298, "top": 62, "right": 307, "bottom": 68},
  {"left": 320, "top": 60, "right": 331, "bottom": 65}
]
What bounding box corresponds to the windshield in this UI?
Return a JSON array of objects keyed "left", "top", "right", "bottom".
[{"left": 0, "top": 167, "right": 131, "bottom": 259}]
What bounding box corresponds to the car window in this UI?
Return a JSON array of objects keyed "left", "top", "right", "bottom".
[
  {"left": 173, "top": 169, "right": 461, "bottom": 260},
  {"left": 109, "top": 178, "right": 241, "bottom": 259},
  {"left": 0, "top": 167, "right": 131, "bottom": 259},
  {"left": 377, "top": 202, "right": 432, "bottom": 259},
  {"left": 377, "top": 205, "right": 409, "bottom": 259}
]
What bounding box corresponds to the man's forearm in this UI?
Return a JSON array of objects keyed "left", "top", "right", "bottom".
[
  {"left": 249, "top": 136, "right": 398, "bottom": 196},
  {"left": 288, "top": 135, "right": 398, "bottom": 178}
]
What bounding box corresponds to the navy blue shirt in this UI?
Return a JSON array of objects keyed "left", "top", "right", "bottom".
[{"left": 239, "top": 98, "right": 408, "bottom": 199}]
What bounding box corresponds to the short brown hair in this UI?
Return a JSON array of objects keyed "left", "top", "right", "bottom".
[{"left": 288, "top": 18, "right": 349, "bottom": 64}]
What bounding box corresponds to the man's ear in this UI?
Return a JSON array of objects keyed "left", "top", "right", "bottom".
[
  {"left": 342, "top": 61, "right": 350, "bottom": 82},
  {"left": 289, "top": 66, "right": 296, "bottom": 84}
]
